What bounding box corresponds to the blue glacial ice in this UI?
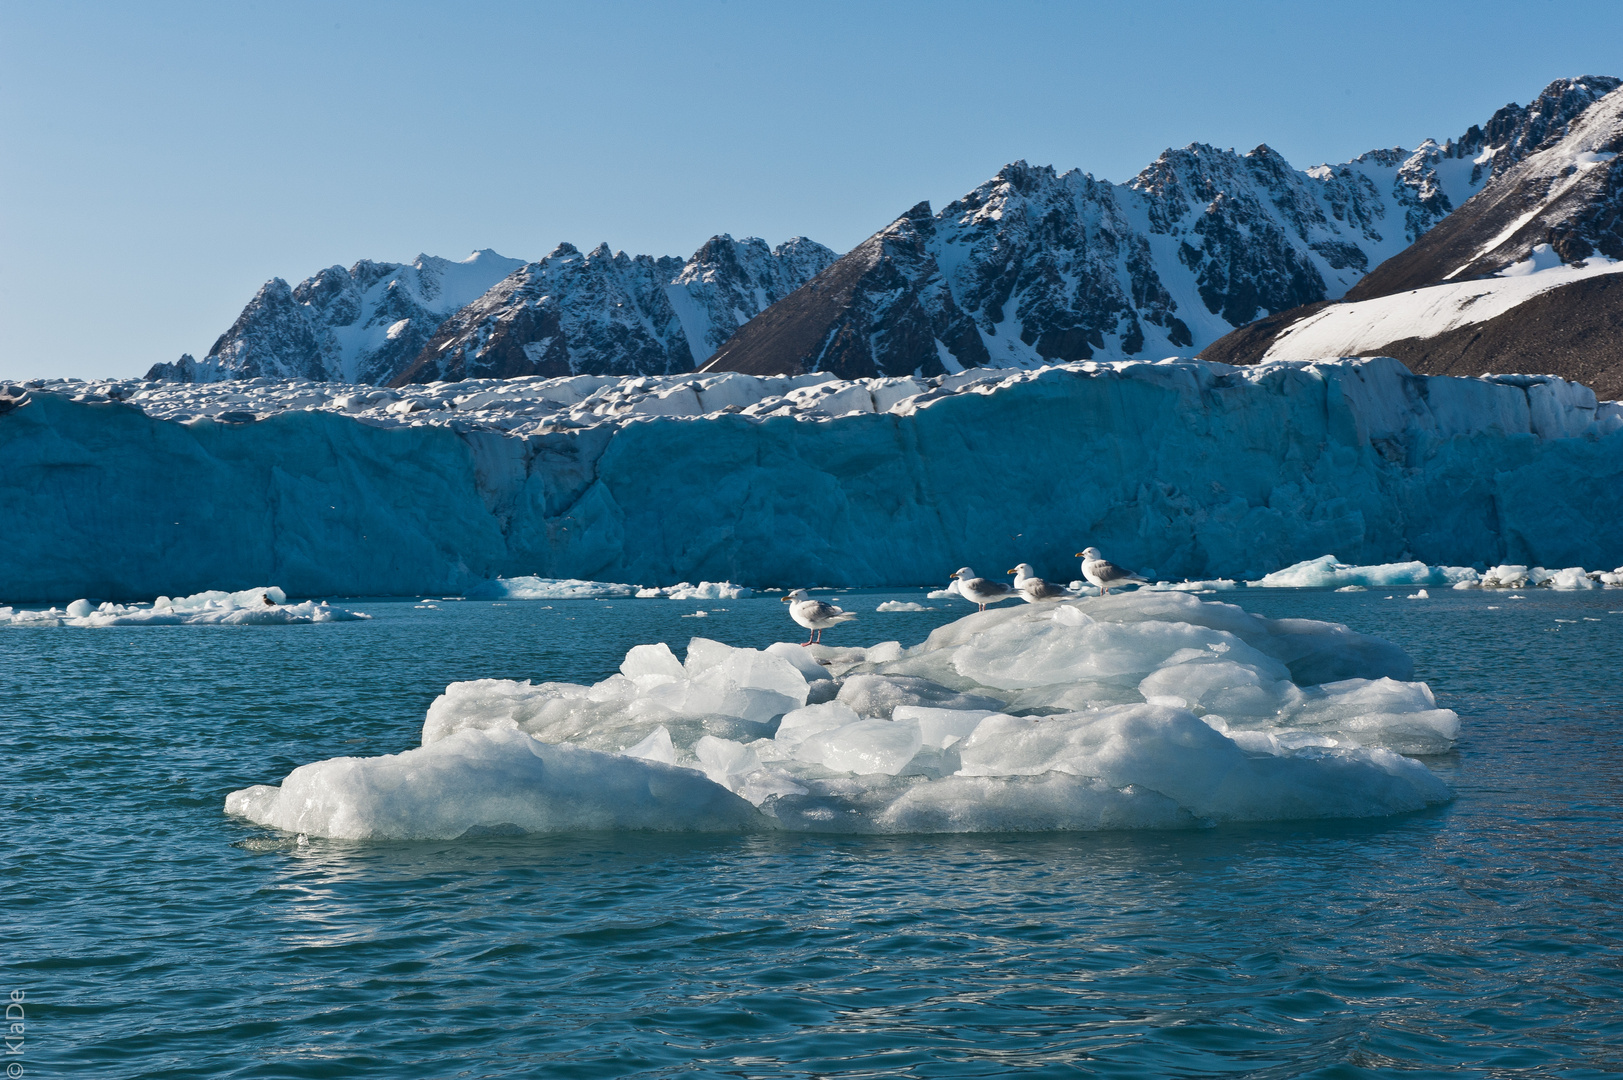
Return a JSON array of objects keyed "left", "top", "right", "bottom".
[
  {"left": 3, "top": 356, "right": 1621, "bottom": 600},
  {"left": 225, "top": 593, "right": 1456, "bottom": 839}
]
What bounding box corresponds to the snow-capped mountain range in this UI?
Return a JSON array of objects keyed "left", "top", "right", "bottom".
[
  {"left": 395, "top": 235, "right": 837, "bottom": 383},
  {"left": 152, "top": 76, "right": 1616, "bottom": 387},
  {"left": 148, "top": 250, "right": 527, "bottom": 384},
  {"left": 707, "top": 76, "right": 1618, "bottom": 379},
  {"left": 153, "top": 237, "right": 836, "bottom": 386}
]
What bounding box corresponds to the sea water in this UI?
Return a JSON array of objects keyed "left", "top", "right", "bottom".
[{"left": 4, "top": 588, "right": 1621, "bottom": 1077}]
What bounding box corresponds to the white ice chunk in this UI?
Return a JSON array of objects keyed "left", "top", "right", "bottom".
[
  {"left": 956, "top": 705, "right": 1449, "bottom": 822},
  {"left": 467, "top": 576, "right": 638, "bottom": 600},
  {"left": 621, "top": 642, "right": 685, "bottom": 680},
  {"left": 891, "top": 706, "right": 1001, "bottom": 748},
  {"left": 225, "top": 727, "right": 761, "bottom": 839},
  {"left": 764, "top": 641, "right": 834, "bottom": 681},
  {"left": 774, "top": 702, "right": 861, "bottom": 751},
  {"left": 796, "top": 717, "right": 923, "bottom": 776},
  {"left": 621, "top": 725, "right": 678, "bottom": 765}
]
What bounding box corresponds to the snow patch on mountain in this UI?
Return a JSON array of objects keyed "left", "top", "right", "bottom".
[{"left": 1263, "top": 247, "right": 1623, "bottom": 361}]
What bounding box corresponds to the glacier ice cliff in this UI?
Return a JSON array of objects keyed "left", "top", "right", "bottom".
[{"left": 1, "top": 357, "right": 1620, "bottom": 601}]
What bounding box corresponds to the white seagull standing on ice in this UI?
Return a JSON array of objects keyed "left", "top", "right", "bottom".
[
  {"left": 782, "top": 589, "right": 857, "bottom": 645},
  {"left": 1007, "top": 563, "right": 1073, "bottom": 602},
  {"left": 950, "top": 567, "right": 1016, "bottom": 611},
  {"left": 1076, "top": 547, "right": 1148, "bottom": 596}
]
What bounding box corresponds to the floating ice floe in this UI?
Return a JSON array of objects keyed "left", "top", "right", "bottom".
[
  {"left": 465, "top": 576, "right": 751, "bottom": 600},
  {"left": 651, "top": 582, "right": 753, "bottom": 600},
  {"left": 227, "top": 593, "right": 1457, "bottom": 839},
  {"left": 877, "top": 601, "right": 934, "bottom": 612},
  {"left": 1255, "top": 555, "right": 1622, "bottom": 590},
  {"left": 0, "top": 586, "right": 369, "bottom": 627}
]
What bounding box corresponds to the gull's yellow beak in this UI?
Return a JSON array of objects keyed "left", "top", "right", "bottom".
[
  {"left": 1006, "top": 568, "right": 1017, "bottom": 575},
  {"left": 780, "top": 596, "right": 790, "bottom": 603},
  {"left": 1074, "top": 552, "right": 1085, "bottom": 558}
]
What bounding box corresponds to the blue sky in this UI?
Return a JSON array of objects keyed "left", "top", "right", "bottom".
[{"left": 3, "top": 0, "right": 1621, "bottom": 381}]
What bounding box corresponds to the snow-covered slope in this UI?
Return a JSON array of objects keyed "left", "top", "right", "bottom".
[
  {"left": 4, "top": 358, "right": 1619, "bottom": 600},
  {"left": 706, "top": 77, "right": 1618, "bottom": 379},
  {"left": 1262, "top": 246, "right": 1623, "bottom": 360},
  {"left": 147, "top": 250, "right": 526, "bottom": 385}
]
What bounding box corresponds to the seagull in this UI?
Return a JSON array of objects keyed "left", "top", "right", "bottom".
[
  {"left": 782, "top": 589, "right": 857, "bottom": 645},
  {"left": 1076, "top": 547, "right": 1148, "bottom": 596},
  {"left": 1008, "top": 563, "right": 1073, "bottom": 602},
  {"left": 950, "top": 567, "right": 1016, "bottom": 611}
]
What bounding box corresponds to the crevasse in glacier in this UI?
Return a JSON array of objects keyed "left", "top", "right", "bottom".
[
  {"left": 225, "top": 594, "right": 1457, "bottom": 839},
  {"left": 2, "top": 356, "right": 1620, "bottom": 600}
]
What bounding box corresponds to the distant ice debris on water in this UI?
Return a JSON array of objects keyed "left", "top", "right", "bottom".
[
  {"left": 877, "top": 601, "right": 934, "bottom": 612},
  {"left": 1256, "top": 556, "right": 1621, "bottom": 590},
  {"left": 0, "top": 586, "right": 369, "bottom": 627},
  {"left": 227, "top": 593, "right": 1457, "bottom": 840},
  {"left": 1256, "top": 557, "right": 1478, "bottom": 589},
  {"left": 1142, "top": 579, "right": 1239, "bottom": 592},
  {"left": 466, "top": 577, "right": 637, "bottom": 600},
  {"left": 466, "top": 576, "right": 752, "bottom": 600},
  {"left": 654, "top": 582, "right": 753, "bottom": 600}
]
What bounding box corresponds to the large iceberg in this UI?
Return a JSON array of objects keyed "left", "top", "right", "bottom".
[
  {"left": 226, "top": 593, "right": 1456, "bottom": 839},
  {"left": 3, "top": 356, "right": 1621, "bottom": 600}
]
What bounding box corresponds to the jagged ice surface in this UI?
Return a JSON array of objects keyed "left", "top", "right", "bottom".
[{"left": 225, "top": 594, "right": 1454, "bottom": 839}]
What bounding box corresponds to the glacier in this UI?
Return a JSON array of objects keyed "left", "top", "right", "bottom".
[
  {"left": 225, "top": 593, "right": 1456, "bottom": 839},
  {"left": 2, "top": 356, "right": 1621, "bottom": 602}
]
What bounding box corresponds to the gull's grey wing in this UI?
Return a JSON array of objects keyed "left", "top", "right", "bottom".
[
  {"left": 1094, "top": 561, "right": 1144, "bottom": 583},
  {"left": 805, "top": 601, "right": 843, "bottom": 621}
]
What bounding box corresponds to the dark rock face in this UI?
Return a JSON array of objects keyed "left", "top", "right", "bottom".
[
  {"left": 703, "top": 204, "right": 986, "bottom": 379},
  {"left": 667, "top": 236, "right": 838, "bottom": 365}
]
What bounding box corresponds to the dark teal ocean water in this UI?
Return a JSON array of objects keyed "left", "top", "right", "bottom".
[{"left": 4, "top": 588, "right": 1622, "bottom": 1078}]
